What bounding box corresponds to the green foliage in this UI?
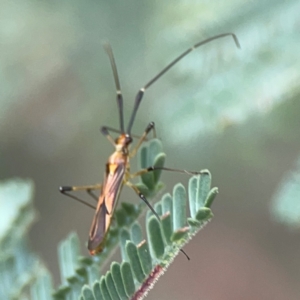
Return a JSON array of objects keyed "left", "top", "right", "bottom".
[
  {"left": 0, "top": 140, "right": 218, "bottom": 300},
  {"left": 153, "top": 0, "right": 300, "bottom": 144},
  {"left": 0, "top": 179, "right": 48, "bottom": 300},
  {"left": 82, "top": 172, "right": 216, "bottom": 300},
  {"left": 271, "top": 154, "right": 300, "bottom": 228},
  {"left": 31, "top": 269, "right": 54, "bottom": 300},
  {"left": 2, "top": 0, "right": 299, "bottom": 152},
  {"left": 50, "top": 139, "right": 217, "bottom": 299},
  {"left": 47, "top": 171, "right": 217, "bottom": 300}
]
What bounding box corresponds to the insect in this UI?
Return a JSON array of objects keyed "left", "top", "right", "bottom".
[{"left": 59, "top": 33, "right": 240, "bottom": 256}]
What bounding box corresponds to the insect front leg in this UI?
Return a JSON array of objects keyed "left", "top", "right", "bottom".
[
  {"left": 129, "top": 122, "right": 156, "bottom": 158},
  {"left": 100, "top": 126, "right": 147, "bottom": 142},
  {"left": 100, "top": 126, "right": 117, "bottom": 146}
]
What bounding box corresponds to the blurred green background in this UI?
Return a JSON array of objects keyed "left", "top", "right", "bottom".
[{"left": 1, "top": 0, "right": 300, "bottom": 299}]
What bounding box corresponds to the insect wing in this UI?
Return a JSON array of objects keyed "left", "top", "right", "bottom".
[{"left": 88, "top": 163, "right": 125, "bottom": 255}]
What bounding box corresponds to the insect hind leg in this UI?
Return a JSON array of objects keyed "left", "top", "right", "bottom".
[
  {"left": 130, "top": 166, "right": 208, "bottom": 179},
  {"left": 126, "top": 180, "right": 190, "bottom": 260}
]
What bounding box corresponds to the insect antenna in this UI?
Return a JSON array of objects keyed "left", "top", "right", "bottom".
[
  {"left": 104, "top": 43, "right": 125, "bottom": 133},
  {"left": 126, "top": 32, "right": 240, "bottom": 134}
]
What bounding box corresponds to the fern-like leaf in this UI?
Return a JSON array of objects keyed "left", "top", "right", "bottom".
[
  {"left": 77, "top": 171, "right": 217, "bottom": 300},
  {"left": 29, "top": 139, "right": 218, "bottom": 299},
  {"left": 271, "top": 154, "right": 300, "bottom": 228},
  {"left": 0, "top": 178, "right": 47, "bottom": 300}
]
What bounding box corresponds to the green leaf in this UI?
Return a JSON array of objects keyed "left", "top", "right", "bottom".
[
  {"left": 126, "top": 241, "right": 145, "bottom": 283},
  {"left": 171, "top": 227, "right": 189, "bottom": 242},
  {"left": 161, "top": 212, "right": 172, "bottom": 244},
  {"left": 161, "top": 193, "right": 172, "bottom": 215},
  {"left": 137, "top": 138, "right": 166, "bottom": 196},
  {"left": 195, "top": 208, "right": 213, "bottom": 222},
  {"left": 0, "top": 178, "right": 35, "bottom": 253},
  {"left": 196, "top": 170, "right": 211, "bottom": 211},
  {"left": 173, "top": 184, "right": 187, "bottom": 231},
  {"left": 30, "top": 269, "right": 53, "bottom": 300},
  {"left": 86, "top": 264, "right": 101, "bottom": 285},
  {"left": 92, "top": 281, "right": 103, "bottom": 300},
  {"left": 187, "top": 218, "right": 201, "bottom": 228},
  {"left": 57, "top": 232, "right": 80, "bottom": 284},
  {"left": 130, "top": 222, "right": 143, "bottom": 245},
  {"left": 121, "top": 262, "right": 135, "bottom": 298},
  {"left": 110, "top": 263, "right": 127, "bottom": 300},
  {"left": 271, "top": 154, "right": 300, "bottom": 228},
  {"left": 137, "top": 240, "right": 152, "bottom": 276},
  {"left": 147, "top": 216, "right": 165, "bottom": 260},
  {"left": 119, "top": 229, "right": 130, "bottom": 262},
  {"left": 105, "top": 271, "right": 120, "bottom": 300},
  {"left": 0, "top": 179, "right": 50, "bottom": 300},
  {"left": 205, "top": 187, "right": 219, "bottom": 208},
  {"left": 81, "top": 285, "right": 95, "bottom": 300},
  {"left": 100, "top": 276, "right": 111, "bottom": 300},
  {"left": 188, "top": 176, "right": 198, "bottom": 219},
  {"left": 152, "top": 153, "right": 166, "bottom": 184},
  {"left": 154, "top": 202, "right": 163, "bottom": 216}
]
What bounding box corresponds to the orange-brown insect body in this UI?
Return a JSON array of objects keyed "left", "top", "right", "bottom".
[{"left": 88, "top": 134, "right": 132, "bottom": 255}]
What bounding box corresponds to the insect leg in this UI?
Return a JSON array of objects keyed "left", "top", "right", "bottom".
[
  {"left": 59, "top": 184, "right": 102, "bottom": 209},
  {"left": 129, "top": 122, "right": 156, "bottom": 158},
  {"left": 130, "top": 167, "right": 209, "bottom": 178},
  {"left": 100, "top": 126, "right": 117, "bottom": 146},
  {"left": 100, "top": 126, "right": 147, "bottom": 141},
  {"left": 125, "top": 181, "right": 160, "bottom": 221},
  {"left": 126, "top": 181, "right": 190, "bottom": 260}
]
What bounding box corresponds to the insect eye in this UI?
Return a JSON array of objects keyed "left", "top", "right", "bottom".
[{"left": 125, "top": 135, "right": 133, "bottom": 145}]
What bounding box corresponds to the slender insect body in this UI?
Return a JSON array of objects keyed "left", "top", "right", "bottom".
[
  {"left": 59, "top": 33, "right": 240, "bottom": 257},
  {"left": 88, "top": 171, "right": 124, "bottom": 255},
  {"left": 88, "top": 135, "right": 132, "bottom": 255}
]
